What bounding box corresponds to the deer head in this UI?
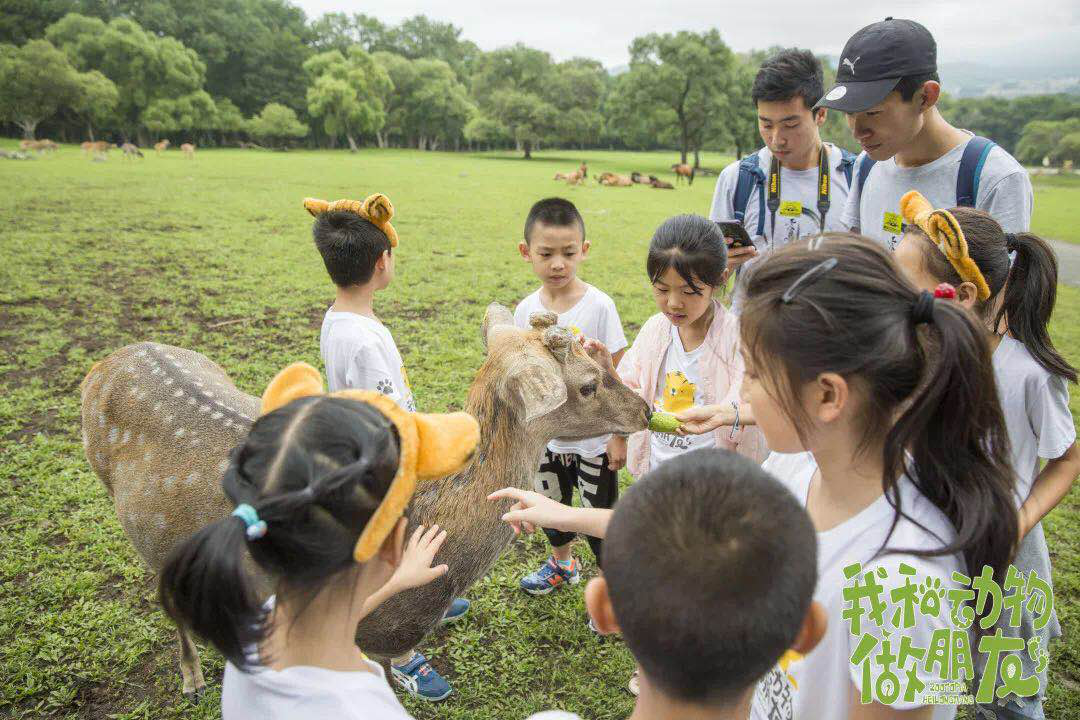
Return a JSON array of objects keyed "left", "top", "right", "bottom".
[{"left": 479, "top": 303, "right": 649, "bottom": 442}]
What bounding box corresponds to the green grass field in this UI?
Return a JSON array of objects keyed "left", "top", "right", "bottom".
[
  {"left": 1032, "top": 173, "right": 1080, "bottom": 245},
  {"left": 0, "top": 143, "right": 1077, "bottom": 720}
]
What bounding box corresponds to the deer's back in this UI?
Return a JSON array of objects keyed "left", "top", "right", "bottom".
[{"left": 81, "top": 342, "right": 257, "bottom": 570}]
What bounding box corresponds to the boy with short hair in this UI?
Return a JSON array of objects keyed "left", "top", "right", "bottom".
[
  {"left": 513, "top": 197, "right": 628, "bottom": 596},
  {"left": 309, "top": 195, "right": 466, "bottom": 702},
  {"left": 817, "top": 18, "right": 1032, "bottom": 250},
  {"left": 489, "top": 448, "right": 825, "bottom": 718},
  {"left": 710, "top": 48, "right": 858, "bottom": 273}
]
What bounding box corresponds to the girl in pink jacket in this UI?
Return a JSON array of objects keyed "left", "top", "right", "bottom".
[{"left": 604, "top": 215, "right": 766, "bottom": 477}]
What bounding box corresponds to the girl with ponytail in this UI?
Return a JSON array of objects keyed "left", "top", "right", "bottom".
[
  {"left": 159, "top": 363, "right": 480, "bottom": 719},
  {"left": 738, "top": 234, "right": 1017, "bottom": 720},
  {"left": 895, "top": 192, "right": 1077, "bottom": 720}
]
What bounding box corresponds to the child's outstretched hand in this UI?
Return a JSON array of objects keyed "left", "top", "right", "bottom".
[
  {"left": 390, "top": 524, "right": 449, "bottom": 591},
  {"left": 487, "top": 487, "right": 613, "bottom": 539},
  {"left": 581, "top": 337, "right": 616, "bottom": 375}
]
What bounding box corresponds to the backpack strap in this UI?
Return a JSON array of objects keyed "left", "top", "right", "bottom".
[
  {"left": 956, "top": 135, "right": 996, "bottom": 207},
  {"left": 838, "top": 148, "right": 857, "bottom": 187},
  {"left": 733, "top": 153, "right": 767, "bottom": 238},
  {"left": 856, "top": 152, "right": 876, "bottom": 196}
]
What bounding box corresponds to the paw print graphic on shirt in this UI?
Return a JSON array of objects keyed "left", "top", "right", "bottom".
[{"left": 376, "top": 378, "right": 395, "bottom": 396}]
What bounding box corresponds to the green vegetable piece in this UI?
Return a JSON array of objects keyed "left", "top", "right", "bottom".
[{"left": 648, "top": 411, "right": 682, "bottom": 433}]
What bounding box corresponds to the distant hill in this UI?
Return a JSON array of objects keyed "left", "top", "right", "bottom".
[{"left": 940, "top": 62, "right": 1080, "bottom": 98}]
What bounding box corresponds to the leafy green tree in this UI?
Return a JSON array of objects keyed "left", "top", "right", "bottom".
[
  {"left": 1015, "top": 118, "right": 1080, "bottom": 165},
  {"left": 373, "top": 52, "right": 473, "bottom": 149},
  {"left": 304, "top": 47, "right": 391, "bottom": 151},
  {"left": 469, "top": 45, "right": 559, "bottom": 158},
  {"left": 70, "top": 69, "right": 118, "bottom": 141},
  {"left": 619, "top": 30, "right": 737, "bottom": 164},
  {"left": 247, "top": 102, "right": 308, "bottom": 147},
  {"left": 115, "top": 0, "right": 313, "bottom": 117},
  {"left": 142, "top": 90, "right": 217, "bottom": 140},
  {"left": 212, "top": 97, "right": 246, "bottom": 143},
  {"left": 46, "top": 13, "right": 205, "bottom": 140},
  {"left": 310, "top": 12, "right": 386, "bottom": 55},
  {"left": 0, "top": 0, "right": 111, "bottom": 45},
  {"left": 0, "top": 39, "right": 88, "bottom": 138},
  {"left": 545, "top": 58, "right": 606, "bottom": 148},
  {"left": 1056, "top": 132, "right": 1080, "bottom": 166}
]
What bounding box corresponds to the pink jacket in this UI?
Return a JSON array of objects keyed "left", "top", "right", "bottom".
[{"left": 616, "top": 300, "right": 768, "bottom": 477}]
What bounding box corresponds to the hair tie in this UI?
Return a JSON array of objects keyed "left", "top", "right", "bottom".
[
  {"left": 933, "top": 283, "right": 956, "bottom": 299},
  {"left": 911, "top": 290, "right": 936, "bottom": 325},
  {"left": 781, "top": 257, "right": 838, "bottom": 303},
  {"left": 232, "top": 503, "right": 267, "bottom": 540},
  {"left": 302, "top": 193, "right": 399, "bottom": 248},
  {"left": 899, "top": 190, "right": 990, "bottom": 301}
]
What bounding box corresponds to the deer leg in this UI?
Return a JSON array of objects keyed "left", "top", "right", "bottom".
[{"left": 178, "top": 627, "right": 206, "bottom": 702}]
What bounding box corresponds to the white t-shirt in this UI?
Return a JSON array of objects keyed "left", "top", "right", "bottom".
[
  {"left": 320, "top": 310, "right": 415, "bottom": 412},
  {"left": 751, "top": 452, "right": 962, "bottom": 720},
  {"left": 514, "top": 284, "right": 628, "bottom": 458},
  {"left": 648, "top": 325, "right": 716, "bottom": 469},
  {"left": 842, "top": 133, "right": 1032, "bottom": 250},
  {"left": 710, "top": 144, "right": 855, "bottom": 253},
  {"left": 993, "top": 335, "right": 1076, "bottom": 504},
  {"left": 223, "top": 598, "right": 581, "bottom": 720}
]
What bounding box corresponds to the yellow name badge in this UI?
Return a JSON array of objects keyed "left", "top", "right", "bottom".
[
  {"left": 883, "top": 211, "right": 903, "bottom": 235},
  {"left": 779, "top": 201, "right": 802, "bottom": 217}
]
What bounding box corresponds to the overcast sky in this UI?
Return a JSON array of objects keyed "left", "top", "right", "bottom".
[{"left": 294, "top": 0, "right": 1080, "bottom": 70}]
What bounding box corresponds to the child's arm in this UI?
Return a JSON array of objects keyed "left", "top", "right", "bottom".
[
  {"left": 1019, "top": 442, "right": 1079, "bottom": 539},
  {"left": 360, "top": 524, "right": 449, "bottom": 618},
  {"left": 674, "top": 402, "right": 757, "bottom": 436},
  {"left": 488, "top": 487, "right": 612, "bottom": 539}
]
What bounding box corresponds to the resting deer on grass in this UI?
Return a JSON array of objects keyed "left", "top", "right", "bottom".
[
  {"left": 554, "top": 162, "right": 587, "bottom": 184},
  {"left": 80, "top": 303, "right": 649, "bottom": 700}
]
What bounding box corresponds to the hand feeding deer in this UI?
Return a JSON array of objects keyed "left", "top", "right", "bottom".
[{"left": 81, "top": 303, "right": 649, "bottom": 699}]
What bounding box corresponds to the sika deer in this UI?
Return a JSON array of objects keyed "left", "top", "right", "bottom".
[{"left": 80, "top": 304, "right": 648, "bottom": 698}]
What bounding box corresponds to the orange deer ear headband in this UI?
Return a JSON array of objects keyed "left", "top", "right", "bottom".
[
  {"left": 258, "top": 362, "right": 479, "bottom": 562},
  {"left": 899, "top": 190, "right": 990, "bottom": 301},
  {"left": 303, "top": 193, "right": 399, "bottom": 248}
]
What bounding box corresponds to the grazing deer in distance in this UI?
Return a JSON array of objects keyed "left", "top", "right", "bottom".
[
  {"left": 121, "top": 143, "right": 144, "bottom": 159},
  {"left": 180, "top": 143, "right": 195, "bottom": 159},
  {"left": 80, "top": 304, "right": 649, "bottom": 700},
  {"left": 671, "top": 163, "right": 695, "bottom": 185},
  {"left": 154, "top": 139, "right": 170, "bottom": 155}
]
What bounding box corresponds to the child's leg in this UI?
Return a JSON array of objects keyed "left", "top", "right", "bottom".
[
  {"left": 534, "top": 450, "right": 578, "bottom": 560},
  {"left": 574, "top": 453, "right": 619, "bottom": 569}
]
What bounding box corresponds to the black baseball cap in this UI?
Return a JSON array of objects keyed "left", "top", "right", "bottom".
[{"left": 815, "top": 18, "right": 937, "bottom": 113}]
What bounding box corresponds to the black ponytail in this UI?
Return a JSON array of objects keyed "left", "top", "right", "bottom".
[
  {"left": 158, "top": 396, "right": 400, "bottom": 670},
  {"left": 741, "top": 234, "right": 1018, "bottom": 588},
  {"left": 997, "top": 232, "right": 1077, "bottom": 383},
  {"left": 887, "top": 297, "right": 1018, "bottom": 584},
  {"left": 647, "top": 214, "right": 728, "bottom": 292}
]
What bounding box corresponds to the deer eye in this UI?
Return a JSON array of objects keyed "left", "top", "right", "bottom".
[{"left": 580, "top": 381, "right": 598, "bottom": 398}]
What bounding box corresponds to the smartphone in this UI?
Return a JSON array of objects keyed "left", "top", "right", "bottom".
[{"left": 716, "top": 221, "right": 754, "bottom": 249}]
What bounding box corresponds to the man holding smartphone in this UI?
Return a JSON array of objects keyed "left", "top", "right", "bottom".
[{"left": 709, "top": 49, "right": 859, "bottom": 276}]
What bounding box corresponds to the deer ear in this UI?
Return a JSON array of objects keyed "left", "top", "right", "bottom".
[
  {"left": 261, "top": 362, "right": 324, "bottom": 415},
  {"left": 483, "top": 302, "right": 517, "bottom": 351},
  {"left": 413, "top": 411, "right": 480, "bottom": 480},
  {"left": 303, "top": 198, "right": 330, "bottom": 217},
  {"left": 508, "top": 358, "right": 567, "bottom": 422}
]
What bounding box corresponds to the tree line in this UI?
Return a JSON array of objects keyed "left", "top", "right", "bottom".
[{"left": 2, "top": 1, "right": 1078, "bottom": 164}]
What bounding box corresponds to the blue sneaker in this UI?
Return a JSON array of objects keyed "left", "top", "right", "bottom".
[
  {"left": 440, "top": 597, "right": 470, "bottom": 625},
  {"left": 390, "top": 652, "right": 452, "bottom": 702},
  {"left": 520, "top": 556, "right": 580, "bottom": 596}
]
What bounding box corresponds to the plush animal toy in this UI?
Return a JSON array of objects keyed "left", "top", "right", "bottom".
[
  {"left": 261, "top": 362, "right": 479, "bottom": 561},
  {"left": 899, "top": 190, "right": 990, "bottom": 301},
  {"left": 303, "top": 193, "right": 400, "bottom": 249}
]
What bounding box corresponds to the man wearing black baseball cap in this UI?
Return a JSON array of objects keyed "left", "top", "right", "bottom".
[{"left": 820, "top": 17, "right": 1031, "bottom": 250}]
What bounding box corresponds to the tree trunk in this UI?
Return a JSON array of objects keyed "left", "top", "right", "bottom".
[
  {"left": 693, "top": 148, "right": 701, "bottom": 168},
  {"left": 17, "top": 119, "right": 38, "bottom": 139},
  {"left": 523, "top": 139, "right": 533, "bottom": 159},
  {"left": 346, "top": 134, "right": 358, "bottom": 152},
  {"left": 87, "top": 122, "right": 95, "bottom": 142},
  {"left": 376, "top": 131, "right": 386, "bottom": 148}
]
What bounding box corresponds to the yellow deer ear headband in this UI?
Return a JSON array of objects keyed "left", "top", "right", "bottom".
[
  {"left": 303, "top": 193, "right": 399, "bottom": 248},
  {"left": 899, "top": 190, "right": 990, "bottom": 301},
  {"left": 259, "top": 362, "right": 479, "bottom": 562}
]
